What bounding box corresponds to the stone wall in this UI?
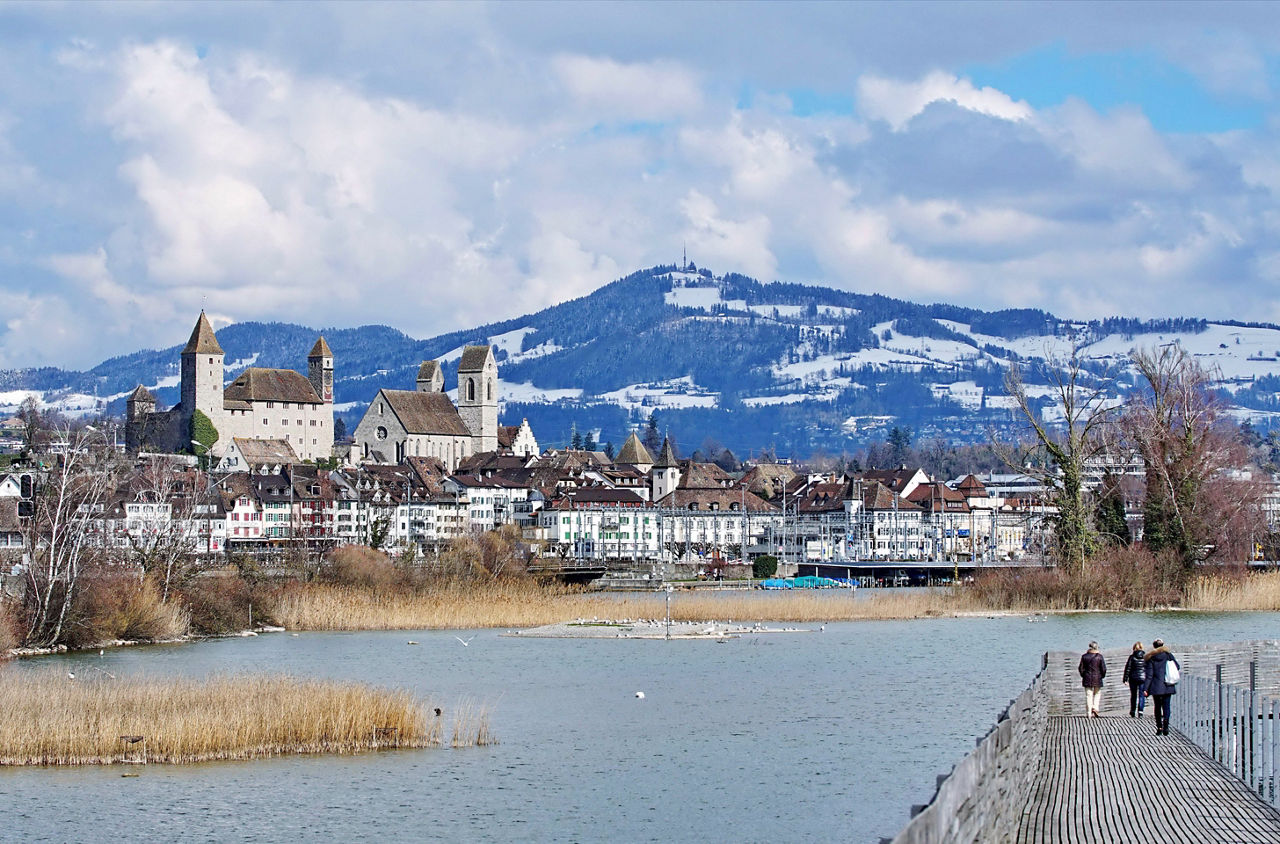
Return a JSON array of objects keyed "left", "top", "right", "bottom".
[{"left": 888, "top": 655, "right": 1051, "bottom": 844}]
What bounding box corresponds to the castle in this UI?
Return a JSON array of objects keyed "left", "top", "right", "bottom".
[{"left": 125, "top": 312, "right": 334, "bottom": 462}]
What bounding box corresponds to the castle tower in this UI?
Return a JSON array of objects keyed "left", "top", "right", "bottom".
[
  {"left": 651, "top": 436, "right": 681, "bottom": 500},
  {"left": 124, "top": 385, "right": 156, "bottom": 453},
  {"left": 416, "top": 360, "right": 444, "bottom": 393},
  {"left": 308, "top": 336, "right": 334, "bottom": 403},
  {"left": 180, "top": 311, "right": 225, "bottom": 429},
  {"left": 457, "top": 345, "right": 498, "bottom": 454}
]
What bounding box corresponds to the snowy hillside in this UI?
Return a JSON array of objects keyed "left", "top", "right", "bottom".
[{"left": 2, "top": 264, "right": 1279, "bottom": 454}]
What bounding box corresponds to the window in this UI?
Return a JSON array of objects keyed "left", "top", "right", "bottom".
[
  {"left": 310, "top": 420, "right": 316, "bottom": 426},
  {"left": 467, "top": 378, "right": 475, "bottom": 402},
  {"left": 282, "top": 419, "right": 288, "bottom": 425},
  {"left": 376, "top": 426, "right": 388, "bottom": 440},
  {"left": 297, "top": 419, "right": 302, "bottom": 426},
  {"left": 262, "top": 418, "right": 268, "bottom": 425},
  {"left": 487, "top": 380, "right": 493, "bottom": 401},
  {"left": 267, "top": 402, "right": 274, "bottom": 409}
]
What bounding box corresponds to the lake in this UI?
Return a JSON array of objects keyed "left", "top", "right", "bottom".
[{"left": 3, "top": 606, "right": 1279, "bottom": 843}]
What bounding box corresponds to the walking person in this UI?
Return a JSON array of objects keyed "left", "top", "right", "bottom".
[
  {"left": 1079, "top": 641, "right": 1107, "bottom": 717},
  {"left": 1122, "top": 641, "right": 1147, "bottom": 718},
  {"left": 1144, "top": 638, "right": 1181, "bottom": 736}
]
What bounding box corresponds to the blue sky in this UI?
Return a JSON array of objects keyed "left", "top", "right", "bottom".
[{"left": 3, "top": 1, "right": 1280, "bottom": 368}]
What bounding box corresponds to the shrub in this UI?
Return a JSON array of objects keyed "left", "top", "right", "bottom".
[
  {"left": 177, "top": 571, "right": 257, "bottom": 635},
  {"left": 752, "top": 555, "right": 778, "bottom": 579},
  {"left": 66, "top": 571, "right": 189, "bottom": 648},
  {"left": 323, "top": 545, "right": 404, "bottom": 592},
  {"left": 0, "top": 599, "right": 22, "bottom": 654},
  {"left": 970, "top": 545, "right": 1185, "bottom": 610}
]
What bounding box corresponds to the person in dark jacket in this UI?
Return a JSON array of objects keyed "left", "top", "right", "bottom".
[
  {"left": 1144, "top": 639, "right": 1180, "bottom": 736},
  {"left": 1078, "top": 641, "right": 1107, "bottom": 717},
  {"left": 1122, "top": 641, "right": 1147, "bottom": 718}
]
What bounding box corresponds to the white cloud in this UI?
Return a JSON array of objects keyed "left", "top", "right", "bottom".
[
  {"left": 857, "top": 71, "right": 1032, "bottom": 131},
  {"left": 680, "top": 190, "right": 776, "bottom": 281},
  {"left": 551, "top": 54, "right": 702, "bottom": 120}
]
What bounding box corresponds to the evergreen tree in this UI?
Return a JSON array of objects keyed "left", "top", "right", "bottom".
[
  {"left": 334, "top": 417, "right": 348, "bottom": 441},
  {"left": 642, "top": 412, "right": 661, "bottom": 453},
  {"left": 1095, "top": 475, "right": 1130, "bottom": 546},
  {"left": 571, "top": 429, "right": 583, "bottom": 450},
  {"left": 583, "top": 432, "right": 596, "bottom": 451},
  {"left": 604, "top": 441, "right": 615, "bottom": 460}
]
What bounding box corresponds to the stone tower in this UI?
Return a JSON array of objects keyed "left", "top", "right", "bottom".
[
  {"left": 180, "top": 311, "right": 225, "bottom": 434},
  {"left": 308, "top": 336, "right": 334, "bottom": 403},
  {"left": 651, "top": 436, "right": 682, "bottom": 501},
  {"left": 416, "top": 360, "right": 444, "bottom": 393},
  {"left": 457, "top": 345, "right": 498, "bottom": 454},
  {"left": 124, "top": 385, "right": 156, "bottom": 453}
]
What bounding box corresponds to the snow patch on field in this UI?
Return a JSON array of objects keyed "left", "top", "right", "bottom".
[{"left": 598, "top": 376, "right": 719, "bottom": 413}]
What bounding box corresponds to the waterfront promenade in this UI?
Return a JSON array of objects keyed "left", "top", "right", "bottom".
[{"left": 891, "top": 641, "right": 1280, "bottom": 844}]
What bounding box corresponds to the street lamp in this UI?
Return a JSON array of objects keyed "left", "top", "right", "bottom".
[{"left": 665, "top": 584, "right": 674, "bottom": 640}]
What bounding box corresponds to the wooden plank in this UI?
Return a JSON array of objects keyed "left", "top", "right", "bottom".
[{"left": 1016, "top": 716, "right": 1280, "bottom": 844}]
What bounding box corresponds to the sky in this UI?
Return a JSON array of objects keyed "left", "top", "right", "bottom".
[{"left": 5, "top": 1, "right": 1280, "bottom": 369}]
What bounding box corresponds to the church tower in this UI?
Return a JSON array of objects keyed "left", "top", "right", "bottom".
[
  {"left": 651, "top": 436, "right": 682, "bottom": 501},
  {"left": 416, "top": 360, "right": 444, "bottom": 393},
  {"left": 180, "top": 311, "right": 225, "bottom": 430},
  {"left": 308, "top": 336, "right": 334, "bottom": 403},
  {"left": 457, "top": 345, "right": 498, "bottom": 454}
]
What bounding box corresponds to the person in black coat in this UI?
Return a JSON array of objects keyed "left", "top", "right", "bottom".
[
  {"left": 1144, "top": 639, "right": 1181, "bottom": 736},
  {"left": 1122, "top": 641, "right": 1147, "bottom": 718},
  {"left": 1078, "top": 641, "right": 1107, "bottom": 717}
]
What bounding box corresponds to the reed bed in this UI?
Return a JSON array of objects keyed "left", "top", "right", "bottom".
[
  {"left": 268, "top": 581, "right": 974, "bottom": 629},
  {"left": 1184, "top": 571, "right": 1280, "bottom": 611},
  {"left": 0, "top": 669, "right": 493, "bottom": 766}
]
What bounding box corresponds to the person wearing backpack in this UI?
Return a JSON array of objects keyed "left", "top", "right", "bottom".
[
  {"left": 1122, "top": 641, "right": 1147, "bottom": 718},
  {"left": 1078, "top": 641, "right": 1107, "bottom": 717},
  {"left": 1144, "top": 639, "right": 1181, "bottom": 736}
]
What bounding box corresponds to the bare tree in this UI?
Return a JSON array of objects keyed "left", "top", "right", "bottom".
[
  {"left": 22, "top": 425, "right": 123, "bottom": 646},
  {"left": 123, "top": 457, "right": 210, "bottom": 602},
  {"left": 1001, "top": 346, "right": 1118, "bottom": 575},
  {"left": 1126, "top": 345, "right": 1265, "bottom": 568}
]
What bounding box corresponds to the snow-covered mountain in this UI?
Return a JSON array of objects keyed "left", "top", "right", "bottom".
[{"left": 3, "top": 265, "right": 1278, "bottom": 456}]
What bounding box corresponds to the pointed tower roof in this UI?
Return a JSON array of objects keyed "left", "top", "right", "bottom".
[
  {"left": 182, "top": 311, "right": 224, "bottom": 355},
  {"left": 615, "top": 431, "right": 653, "bottom": 465},
  {"left": 458, "top": 345, "right": 493, "bottom": 372},
  {"left": 417, "top": 360, "right": 442, "bottom": 382},
  {"left": 128, "top": 385, "right": 155, "bottom": 403},
  {"left": 308, "top": 336, "right": 333, "bottom": 358},
  {"left": 653, "top": 436, "right": 679, "bottom": 469}
]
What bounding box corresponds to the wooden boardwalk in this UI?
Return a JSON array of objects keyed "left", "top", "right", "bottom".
[{"left": 1018, "top": 716, "right": 1280, "bottom": 843}]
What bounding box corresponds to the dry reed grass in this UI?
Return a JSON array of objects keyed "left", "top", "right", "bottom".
[
  {"left": 265, "top": 569, "right": 1280, "bottom": 633},
  {"left": 268, "top": 581, "right": 972, "bottom": 628},
  {"left": 0, "top": 668, "right": 493, "bottom": 765},
  {"left": 1184, "top": 571, "right": 1280, "bottom": 611}
]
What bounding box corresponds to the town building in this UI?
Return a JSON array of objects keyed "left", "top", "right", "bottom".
[{"left": 125, "top": 313, "right": 334, "bottom": 462}]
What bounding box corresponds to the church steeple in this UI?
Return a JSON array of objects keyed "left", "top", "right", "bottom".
[{"left": 182, "top": 311, "right": 223, "bottom": 355}]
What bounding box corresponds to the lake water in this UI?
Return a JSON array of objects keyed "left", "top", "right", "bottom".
[{"left": 3, "top": 606, "right": 1279, "bottom": 843}]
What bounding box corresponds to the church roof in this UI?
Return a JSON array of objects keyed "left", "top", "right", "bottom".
[
  {"left": 231, "top": 437, "right": 299, "bottom": 466},
  {"left": 615, "top": 432, "right": 653, "bottom": 465},
  {"left": 308, "top": 336, "right": 332, "bottom": 358},
  {"left": 381, "top": 389, "right": 471, "bottom": 436},
  {"left": 458, "top": 345, "right": 493, "bottom": 372},
  {"left": 653, "top": 436, "right": 679, "bottom": 469},
  {"left": 128, "top": 385, "right": 155, "bottom": 403},
  {"left": 417, "top": 360, "right": 442, "bottom": 383},
  {"left": 224, "top": 368, "right": 322, "bottom": 404},
  {"left": 182, "top": 312, "right": 224, "bottom": 355}
]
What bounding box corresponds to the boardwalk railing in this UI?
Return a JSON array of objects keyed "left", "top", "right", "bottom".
[{"left": 1174, "top": 668, "right": 1280, "bottom": 808}]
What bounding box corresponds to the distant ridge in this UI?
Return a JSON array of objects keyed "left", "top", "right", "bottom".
[{"left": 3, "top": 265, "right": 1279, "bottom": 455}]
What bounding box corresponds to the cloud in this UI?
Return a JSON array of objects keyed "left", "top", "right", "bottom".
[
  {"left": 551, "top": 54, "right": 702, "bottom": 120},
  {"left": 857, "top": 71, "right": 1032, "bottom": 130}
]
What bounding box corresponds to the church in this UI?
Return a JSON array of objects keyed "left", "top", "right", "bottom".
[
  {"left": 352, "top": 345, "right": 533, "bottom": 472},
  {"left": 125, "top": 312, "right": 335, "bottom": 462}
]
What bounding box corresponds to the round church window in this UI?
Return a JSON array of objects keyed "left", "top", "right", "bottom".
[{"left": 376, "top": 426, "right": 388, "bottom": 440}]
